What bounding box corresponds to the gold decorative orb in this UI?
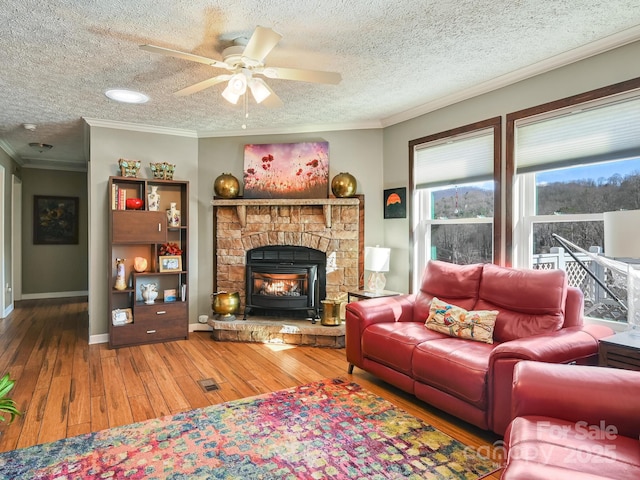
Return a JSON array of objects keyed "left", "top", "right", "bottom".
[
  {"left": 331, "top": 172, "right": 357, "bottom": 198},
  {"left": 211, "top": 291, "right": 240, "bottom": 319},
  {"left": 214, "top": 173, "right": 240, "bottom": 198}
]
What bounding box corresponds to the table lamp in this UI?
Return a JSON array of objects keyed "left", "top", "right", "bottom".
[
  {"left": 604, "top": 209, "right": 640, "bottom": 335},
  {"left": 365, "top": 246, "right": 390, "bottom": 293}
]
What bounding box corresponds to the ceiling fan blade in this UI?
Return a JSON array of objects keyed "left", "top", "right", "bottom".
[
  {"left": 174, "top": 75, "right": 231, "bottom": 96},
  {"left": 261, "top": 66, "right": 341, "bottom": 84},
  {"left": 140, "top": 44, "right": 229, "bottom": 69},
  {"left": 261, "top": 89, "right": 284, "bottom": 108},
  {"left": 242, "top": 26, "right": 282, "bottom": 62}
]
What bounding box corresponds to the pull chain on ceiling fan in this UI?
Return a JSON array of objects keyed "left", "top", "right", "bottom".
[{"left": 140, "top": 26, "right": 341, "bottom": 108}]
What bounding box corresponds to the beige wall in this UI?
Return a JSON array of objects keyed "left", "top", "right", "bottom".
[
  {"left": 88, "top": 125, "right": 199, "bottom": 338},
  {"left": 197, "top": 129, "right": 383, "bottom": 320},
  {"left": 20, "top": 168, "right": 88, "bottom": 297},
  {"left": 382, "top": 40, "right": 640, "bottom": 294}
]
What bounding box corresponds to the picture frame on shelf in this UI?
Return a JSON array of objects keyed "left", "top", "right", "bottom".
[
  {"left": 111, "top": 308, "right": 133, "bottom": 326},
  {"left": 164, "top": 289, "right": 177, "bottom": 302},
  {"left": 159, "top": 255, "right": 182, "bottom": 272}
]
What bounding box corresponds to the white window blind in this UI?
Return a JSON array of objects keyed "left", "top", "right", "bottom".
[
  {"left": 414, "top": 129, "right": 494, "bottom": 189},
  {"left": 516, "top": 93, "right": 640, "bottom": 173}
]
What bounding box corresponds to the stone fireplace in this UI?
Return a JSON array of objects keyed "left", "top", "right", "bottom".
[{"left": 212, "top": 197, "right": 364, "bottom": 317}]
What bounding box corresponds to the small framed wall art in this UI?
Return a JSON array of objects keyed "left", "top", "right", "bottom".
[{"left": 383, "top": 187, "right": 407, "bottom": 219}]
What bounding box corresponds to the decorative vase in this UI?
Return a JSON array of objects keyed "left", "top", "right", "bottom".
[
  {"left": 214, "top": 173, "right": 240, "bottom": 198},
  {"left": 211, "top": 291, "right": 240, "bottom": 320},
  {"left": 331, "top": 172, "right": 357, "bottom": 198},
  {"left": 167, "top": 202, "right": 181, "bottom": 227},
  {"left": 140, "top": 283, "right": 158, "bottom": 304},
  {"left": 114, "top": 258, "right": 127, "bottom": 291},
  {"left": 125, "top": 197, "right": 143, "bottom": 210},
  {"left": 147, "top": 186, "right": 160, "bottom": 211}
]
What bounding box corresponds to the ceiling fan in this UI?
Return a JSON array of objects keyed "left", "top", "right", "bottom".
[{"left": 140, "top": 26, "right": 342, "bottom": 107}]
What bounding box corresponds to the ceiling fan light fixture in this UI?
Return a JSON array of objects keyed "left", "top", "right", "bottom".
[
  {"left": 249, "top": 78, "right": 272, "bottom": 104},
  {"left": 221, "top": 73, "right": 248, "bottom": 104},
  {"left": 105, "top": 89, "right": 149, "bottom": 104},
  {"left": 29, "top": 142, "right": 53, "bottom": 152}
]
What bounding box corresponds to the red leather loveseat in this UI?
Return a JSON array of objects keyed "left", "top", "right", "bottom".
[
  {"left": 345, "top": 260, "right": 614, "bottom": 434},
  {"left": 502, "top": 361, "right": 640, "bottom": 479}
]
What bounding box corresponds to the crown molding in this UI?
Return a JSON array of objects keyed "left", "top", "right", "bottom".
[
  {"left": 381, "top": 25, "right": 640, "bottom": 128},
  {"left": 21, "top": 158, "right": 87, "bottom": 172},
  {"left": 0, "top": 139, "right": 23, "bottom": 164},
  {"left": 82, "top": 117, "right": 198, "bottom": 138},
  {"left": 197, "top": 120, "right": 382, "bottom": 138}
]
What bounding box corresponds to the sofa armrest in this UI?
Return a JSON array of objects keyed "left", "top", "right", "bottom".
[
  {"left": 512, "top": 361, "right": 640, "bottom": 439},
  {"left": 345, "top": 294, "right": 415, "bottom": 370},
  {"left": 491, "top": 325, "right": 612, "bottom": 364},
  {"left": 488, "top": 325, "right": 614, "bottom": 434}
]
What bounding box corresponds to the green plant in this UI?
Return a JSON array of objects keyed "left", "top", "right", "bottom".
[{"left": 0, "top": 373, "right": 21, "bottom": 424}]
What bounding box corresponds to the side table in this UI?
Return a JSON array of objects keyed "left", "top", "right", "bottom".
[
  {"left": 599, "top": 331, "right": 640, "bottom": 371},
  {"left": 347, "top": 290, "right": 401, "bottom": 302}
]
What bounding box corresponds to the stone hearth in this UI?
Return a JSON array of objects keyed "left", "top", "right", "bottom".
[
  {"left": 208, "top": 316, "right": 345, "bottom": 348},
  {"left": 212, "top": 197, "right": 364, "bottom": 314}
]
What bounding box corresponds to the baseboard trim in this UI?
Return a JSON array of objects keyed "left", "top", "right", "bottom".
[
  {"left": 3, "top": 303, "right": 14, "bottom": 318},
  {"left": 89, "top": 333, "right": 109, "bottom": 345},
  {"left": 21, "top": 290, "right": 89, "bottom": 300}
]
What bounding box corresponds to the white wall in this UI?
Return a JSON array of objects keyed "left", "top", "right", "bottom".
[
  {"left": 383, "top": 40, "right": 640, "bottom": 294},
  {"left": 197, "top": 129, "right": 383, "bottom": 318},
  {"left": 88, "top": 125, "right": 198, "bottom": 338}
]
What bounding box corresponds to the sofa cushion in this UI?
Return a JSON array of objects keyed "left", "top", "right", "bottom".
[
  {"left": 475, "top": 264, "right": 567, "bottom": 342},
  {"left": 412, "top": 337, "right": 495, "bottom": 408},
  {"left": 361, "top": 322, "right": 443, "bottom": 376},
  {"left": 425, "top": 297, "right": 497, "bottom": 344},
  {"left": 413, "top": 260, "right": 484, "bottom": 323},
  {"left": 503, "top": 416, "right": 640, "bottom": 480}
]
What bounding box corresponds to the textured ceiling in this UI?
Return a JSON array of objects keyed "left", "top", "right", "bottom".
[{"left": 1, "top": 0, "right": 640, "bottom": 170}]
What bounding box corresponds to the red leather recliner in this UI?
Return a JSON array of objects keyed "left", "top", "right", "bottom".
[
  {"left": 501, "top": 361, "right": 640, "bottom": 479},
  {"left": 345, "top": 260, "right": 614, "bottom": 434}
]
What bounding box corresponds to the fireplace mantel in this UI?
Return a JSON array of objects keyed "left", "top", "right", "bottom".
[{"left": 212, "top": 197, "right": 360, "bottom": 228}]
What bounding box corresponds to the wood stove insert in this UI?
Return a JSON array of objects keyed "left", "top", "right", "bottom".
[{"left": 245, "top": 246, "right": 325, "bottom": 321}]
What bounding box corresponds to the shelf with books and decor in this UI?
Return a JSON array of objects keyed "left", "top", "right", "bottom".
[{"left": 108, "top": 176, "right": 189, "bottom": 348}]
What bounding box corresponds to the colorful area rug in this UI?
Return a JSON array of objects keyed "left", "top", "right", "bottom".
[{"left": 0, "top": 379, "right": 497, "bottom": 479}]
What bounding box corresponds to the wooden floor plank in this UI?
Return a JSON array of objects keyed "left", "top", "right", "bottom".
[
  {"left": 37, "top": 374, "right": 71, "bottom": 444},
  {"left": 0, "top": 298, "right": 502, "bottom": 478},
  {"left": 101, "top": 356, "right": 134, "bottom": 427}
]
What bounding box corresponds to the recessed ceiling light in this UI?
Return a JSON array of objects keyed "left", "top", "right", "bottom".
[{"left": 105, "top": 89, "right": 149, "bottom": 104}]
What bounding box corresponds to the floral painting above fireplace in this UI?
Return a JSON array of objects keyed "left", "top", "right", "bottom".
[{"left": 243, "top": 142, "right": 329, "bottom": 199}]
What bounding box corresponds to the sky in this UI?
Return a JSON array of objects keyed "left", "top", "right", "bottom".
[{"left": 536, "top": 157, "right": 640, "bottom": 184}]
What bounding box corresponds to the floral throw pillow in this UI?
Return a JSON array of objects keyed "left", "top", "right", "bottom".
[{"left": 425, "top": 297, "right": 498, "bottom": 344}]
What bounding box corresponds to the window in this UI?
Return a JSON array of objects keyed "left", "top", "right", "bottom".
[
  {"left": 409, "top": 117, "right": 501, "bottom": 291},
  {"left": 507, "top": 78, "right": 640, "bottom": 325}
]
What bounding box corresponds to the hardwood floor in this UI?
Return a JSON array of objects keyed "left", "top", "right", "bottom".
[{"left": 0, "top": 297, "right": 503, "bottom": 477}]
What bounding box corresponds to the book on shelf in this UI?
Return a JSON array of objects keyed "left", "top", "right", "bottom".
[
  {"left": 111, "top": 184, "right": 117, "bottom": 210},
  {"left": 118, "top": 188, "right": 127, "bottom": 210}
]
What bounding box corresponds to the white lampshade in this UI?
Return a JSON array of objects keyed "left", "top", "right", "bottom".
[
  {"left": 365, "top": 246, "right": 390, "bottom": 272},
  {"left": 604, "top": 210, "right": 640, "bottom": 259},
  {"left": 221, "top": 73, "right": 247, "bottom": 104},
  {"left": 248, "top": 78, "right": 272, "bottom": 104}
]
